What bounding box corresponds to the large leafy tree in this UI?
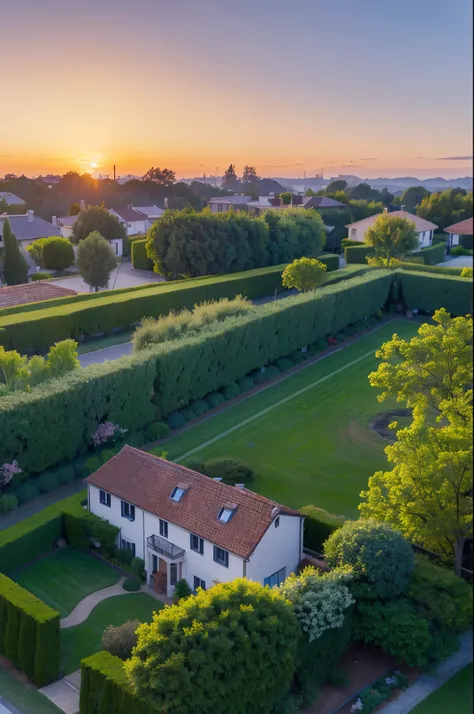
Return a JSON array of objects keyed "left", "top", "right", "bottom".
[
  {"left": 364, "top": 212, "right": 419, "bottom": 266},
  {"left": 416, "top": 188, "right": 472, "bottom": 230},
  {"left": 76, "top": 231, "right": 118, "bottom": 292},
  {"left": 125, "top": 578, "right": 299, "bottom": 714},
  {"left": 142, "top": 166, "right": 176, "bottom": 185},
  {"left": 222, "top": 163, "right": 239, "bottom": 191},
  {"left": 348, "top": 199, "right": 384, "bottom": 223},
  {"left": 72, "top": 205, "right": 125, "bottom": 244},
  {"left": 397, "top": 186, "right": 430, "bottom": 212},
  {"left": 360, "top": 309, "right": 473, "bottom": 575},
  {"left": 282, "top": 257, "right": 327, "bottom": 292},
  {"left": 2, "top": 219, "right": 28, "bottom": 285}
]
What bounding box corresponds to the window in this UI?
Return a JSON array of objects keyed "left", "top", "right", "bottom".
[
  {"left": 264, "top": 568, "right": 286, "bottom": 588},
  {"left": 121, "top": 500, "right": 135, "bottom": 521},
  {"left": 99, "top": 490, "right": 111, "bottom": 507},
  {"left": 351, "top": 228, "right": 357, "bottom": 239},
  {"left": 121, "top": 538, "right": 136, "bottom": 557},
  {"left": 170, "top": 486, "right": 185, "bottom": 502},
  {"left": 170, "top": 563, "right": 178, "bottom": 586},
  {"left": 213, "top": 546, "right": 229, "bottom": 567},
  {"left": 159, "top": 519, "right": 168, "bottom": 538},
  {"left": 275, "top": 516, "right": 280, "bottom": 529},
  {"left": 190, "top": 534, "right": 204, "bottom": 555},
  {"left": 194, "top": 576, "right": 206, "bottom": 591},
  {"left": 218, "top": 507, "right": 235, "bottom": 523}
]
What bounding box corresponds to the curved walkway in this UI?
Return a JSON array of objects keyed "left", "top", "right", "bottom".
[{"left": 60, "top": 578, "right": 127, "bottom": 628}]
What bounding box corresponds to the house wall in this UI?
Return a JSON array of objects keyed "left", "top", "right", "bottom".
[
  {"left": 418, "top": 230, "right": 433, "bottom": 248},
  {"left": 246, "top": 514, "right": 303, "bottom": 584}
]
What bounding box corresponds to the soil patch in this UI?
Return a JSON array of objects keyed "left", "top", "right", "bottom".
[{"left": 369, "top": 409, "right": 412, "bottom": 443}]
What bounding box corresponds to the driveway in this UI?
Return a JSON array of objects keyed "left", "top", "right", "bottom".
[
  {"left": 78, "top": 341, "right": 133, "bottom": 367},
  {"left": 46, "top": 260, "right": 165, "bottom": 292},
  {"left": 438, "top": 256, "right": 473, "bottom": 268}
]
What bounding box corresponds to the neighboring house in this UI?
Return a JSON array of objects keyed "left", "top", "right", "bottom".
[
  {"left": 133, "top": 205, "right": 165, "bottom": 222},
  {"left": 246, "top": 196, "right": 288, "bottom": 215},
  {"left": 345, "top": 209, "right": 438, "bottom": 247},
  {"left": 0, "top": 282, "right": 77, "bottom": 308},
  {"left": 302, "top": 196, "right": 346, "bottom": 210},
  {"left": 0, "top": 211, "right": 61, "bottom": 271},
  {"left": 86, "top": 446, "right": 304, "bottom": 598},
  {"left": 0, "top": 192, "right": 26, "bottom": 206},
  {"left": 207, "top": 196, "right": 250, "bottom": 213},
  {"left": 108, "top": 206, "right": 150, "bottom": 237},
  {"left": 54, "top": 214, "right": 78, "bottom": 239},
  {"left": 443, "top": 217, "right": 473, "bottom": 249}
]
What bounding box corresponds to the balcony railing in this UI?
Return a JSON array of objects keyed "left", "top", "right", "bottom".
[{"left": 147, "top": 534, "right": 185, "bottom": 560}]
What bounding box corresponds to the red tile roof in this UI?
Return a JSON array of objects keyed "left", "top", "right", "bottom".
[
  {"left": 85, "top": 446, "right": 302, "bottom": 559},
  {"left": 0, "top": 281, "right": 77, "bottom": 309},
  {"left": 444, "top": 217, "right": 473, "bottom": 235}
]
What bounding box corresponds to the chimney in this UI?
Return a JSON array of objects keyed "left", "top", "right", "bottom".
[
  {"left": 271, "top": 506, "right": 280, "bottom": 518},
  {"left": 164, "top": 198, "right": 169, "bottom": 209},
  {"left": 80, "top": 199, "right": 86, "bottom": 211},
  {"left": 52, "top": 216, "right": 57, "bottom": 227},
  {"left": 27, "top": 209, "right": 34, "bottom": 222},
  {"left": 400, "top": 205, "right": 405, "bottom": 212},
  {"left": 234, "top": 484, "right": 246, "bottom": 490}
]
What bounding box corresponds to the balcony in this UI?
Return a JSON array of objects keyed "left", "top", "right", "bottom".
[{"left": 147, "top": 534, "right": 185, "bottom": 560}]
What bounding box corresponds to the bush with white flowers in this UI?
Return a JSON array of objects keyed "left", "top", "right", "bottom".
[{"left": 280, "top": 566, "right": 355, "bottom": 642}]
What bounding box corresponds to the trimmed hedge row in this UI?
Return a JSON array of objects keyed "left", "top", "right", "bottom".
[
  {"left": 317, "top": 253, "right": 339, "bottom": 272},
  {"left": 397, "top": 262, "right": 465, "bottom": 276},
  {"left": 0, "top": 270, "right": 392, "bottom": 474},
  {"left": 0, "top": 264, "right": 288, "bottom": 352},
  {"left": 397, "top": 270, "right": 473, "bottom": 316},
  {"left": 344, "top": 244, "right": 375, "bottom": 264},
  {"left": 80, "top": 652, "right": 160, "bottom": 714},
  {"left": 409, "top": 242, "right": 446, "bottom": 265},
  {"left": 131, "top": 239, "right": 153, "bottom": 271},
  {"left": 0, "top": 573, "right": 60, "bottom": 686},
  {"left": 300, "top": 506, "right": 346, "bottom": 552},
  {"left": 460, "top": 234, "right": 473, "bottom": 250}
]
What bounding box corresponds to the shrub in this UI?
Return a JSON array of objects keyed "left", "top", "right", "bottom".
[
  {"left": 131, "top": 239, "right": 153, "bottom": 271},
  {"left": 15, "top": 483, "right": 40, "bottom": 505},
  {"left": 124, "top": 579, "right": 300, "bottom": 714},
  {"left": 409, "top": 242, "right": 446, "bottom": 265},
  {"left": 31, "top": 271, "right": 54, "bottom": 281},
  {"left": 123, "top": 579, "right": 141, "bottom": 592},
  {"left": 55, "top": 465, "right": 76, "bottom": 485},
  {"left": 102, "top": 619, "right": 140, "bottom": 660},
  {"left": 461, "top": 267, "right": 473, "bottom": 277},
  {"left": 451, "top": 245, "right": 473, "bottom": 256},
  {"left": 398, "top": 270, "right": 473, "bottom": 316},
  {"left": 145, "top": 421, "right": 170, "bottom": 441},
  {"left": 172, "top": 578, "right": 193, "bottom": 603},
  {"left": 288, "top": 350, "right": 305, "bottom": 364},
  {"left": 237, "top": 375, "right": 255, "bottom": 392},
  {"left": 0, "top": 494, "right": 18, "bottom": 514},
  {"left": 35, "top": 472, "right": 59, "bottom": 494},
  {"left": 182, "top": 457, "right": 207, "bottom": 475},
  {"left": 42, "top": 237, "right": 75, "bottom": 270},
  {"left": 265, "top": 364, "right": 281, "bottom": 379},
  {"left": 221, "top": 381, "right": 241, "bottom": 401},
  {"left": 344, "top": 244, "right": 375, "bottom": 264},
  {"left": 130, "top": 557, "right": 146, "bottom": 581},
  {"left": 101, "top": 448, "right": 117, "bottom": 463},
  {"left": 206, "top": 391, "right": 225, "bottom": 409},
  {"left": 205, "top": 458, "right": 253, "bottom": 485},
  {"left": 166, "top": 411, "right": 186, "bottom": 430},
  {"left": 324, "top": 519, "right": 414, "bottom": 600},
  {"left": 459, "top": 234, "right": 473, "bottom": 250},
  {"left": 275, "top": 357, "right": 294, "bottom": 372},
  {"left": 398, "top": 261, "right": 465, "bottom": 276},
  {"left": 84, "top": 456, "right": 102, "bottom": 475},
  {"left": 179, "top": 405, "right": 197, "bottom": 422},
  {"left": 125, "top": 431, "right": 148, "bottom": 448},
  {"left": 251, "top": 369, "right": 268, "bottom": 385},
  {"left": 317, "top": 253, "right": 339, "bottom": 272},
  {"left": 300, "top": 506, "right": 345, "bottom": 552},
  {"left": 190, "top": 399, "right": 209, "bottom": 417}
]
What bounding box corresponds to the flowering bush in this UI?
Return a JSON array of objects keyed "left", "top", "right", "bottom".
[
  {"left": 90, "top": 421, "right": 127, "bottom": 447},
  {"left": 279, "top": 567, "right": 354, "bottom": 642},
  {"left": 327, "top": 336, "right": 338, "bottom": 346},
  {"left": 0, "top": 460, "right": 22, "bottom": 491}
]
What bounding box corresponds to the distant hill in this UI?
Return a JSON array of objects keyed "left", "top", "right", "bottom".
[{"left": 271, "top": 175, "right": 473, "bottom": 194}]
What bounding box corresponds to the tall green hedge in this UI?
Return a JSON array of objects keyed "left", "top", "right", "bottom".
[
  {"left": 460, "top": 234, "right": 473, "bottom": 250},
  {"left": 398, "top": 270, "right": 473, "bottom": 316},
  {"left": 0, "top": 270, "right": 392, "bottom": 474},
  {"left": 317, "top": 253, "right": 339, "bottom": 272},
  {"left": 344, "top": 244, "right": 375, "bottom": 264},
  {"left": 408, "top": 242, "right": 446, "bottom": 265},
  {"left": 80, "top": 652, "right": 161, "bottom": 714},
  {"left": 131, "top": 239, "right": 153, "bottom": 271},
  {"left": 0, "top": 265, "right": 287, "bottom": 352},
  {"left": 300, "top": 506, "right": 345, "bottom": 552},
  {"left": 398, "top": 262, "right": 465, "bottom": 276},
  {"left": 0, "top": 574, "right": 60, "bottom": 686}
]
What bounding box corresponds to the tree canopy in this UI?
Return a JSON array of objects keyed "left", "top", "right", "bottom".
[
  {"left": 2, "top": 219, "right": 28, "bottom": 285},
  {"left": 416, "top": 188, "right": 473, "bottom": 230},
  {"left": 364, "top": 212, "right": 419, "bottom": 266},
  {"left": 72, "top": 205, "right": 126, "bottom": 243},
  {"left": 222, "top": 164, "right": 239, "bottom": 191},
  {"left": 282, "top": 257, "right": 327, "bottom": 292},
  {"left": 76, "top": 231, "right": 118, "bottom": 291},
  {"left": 141, "top": 166, "right": 176, "bottom": 185}
]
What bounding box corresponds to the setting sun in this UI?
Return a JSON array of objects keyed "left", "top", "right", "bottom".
[{"left": 90, "top": 162, "right": 98, "bottom": 169}]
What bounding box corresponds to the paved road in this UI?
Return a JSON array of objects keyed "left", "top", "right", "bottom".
[
  {"left": 437, "top": 256, "right": 473, "bottom": 268},
  {"left": 46, "top": 260, "right": 165, "bottom": 292}
]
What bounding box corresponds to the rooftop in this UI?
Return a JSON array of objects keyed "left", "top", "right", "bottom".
[
  {"left": 85, "top": 445, "right": 301, "bottom": 559},
  {"left": 0, "top": 281, "right": 77, "bottom": 309},
  {"left": 346, "top": 209, "right": 438, "bottom": 231},
  {"left": 133, "top": 205, "right": 165, "bottom": 218},
  {"left": 0, "top": 212, "right": 61, "bottom": 241},
  {"left": 303, "top": 196, "right": 346, "bottom": 209},
  {"left": 110, "top": 206, "right": 149, "bottom": 222},
  {"left": 0, "top": 192, "right": 25, "bottom": 206},
  {"left": 444, "top": 217, "right": 473, "bottom": 235},
  {"left": 207, "top": 196, "right": 250, "bottom": 206}
]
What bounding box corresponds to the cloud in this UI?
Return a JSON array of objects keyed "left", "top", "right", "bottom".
[
  {"left": 435, "top": 155, "right": 473, "bottom": 160},
  {"left": 359, "top": 157, "right": 378, "bottom": 161}
]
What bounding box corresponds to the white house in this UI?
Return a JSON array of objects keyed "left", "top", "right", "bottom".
[
  {"left": 0, "top": 192, "right": 26, "bottom": 206},
  {"left": 345, "top": 209, "right": 438, "bottom": 248},
  {"left": 108, "top": 206, "right": 150, "bottom": 237},
  {"left": 133, "top": 205, "right": 164, "bottom": 223},
  {"left": 54, "top": 211, "right": 123, "bottom": 257},
  {"left": 86, "top": 446, "right": 304, "bottom": 598},
  {"left": 207, "top": 196, "right": 250, "bottom": 213},
  {"left": 0, "top": 211, "right": 61, "bottom": 271},
  {"left": 444, "top": 217, "right": 473, "bottom": 249}
]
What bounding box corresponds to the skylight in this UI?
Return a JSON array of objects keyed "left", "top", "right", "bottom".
[
  {"left": 218, "top": 507, "right": 235, "bottom": 523},
  {"left": 170, "top": 486, "right": 185, "bottom": 502}
]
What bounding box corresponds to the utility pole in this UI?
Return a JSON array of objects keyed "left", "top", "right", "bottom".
[{"left": 113, "top": 164, "right": 116, "bottom": 181}]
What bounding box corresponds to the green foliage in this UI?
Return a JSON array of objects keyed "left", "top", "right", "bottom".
[
  {"left": 317, "top": 207, "right": 353, "bottom": 250},
  {"left": 76, "top": 231, "right": 118, "bottom": 292},
  {"left": 85, "top": 457, "right": 102, "bottom": 475},
  {"left": 221, "top": 381, "right": 241, "bottom": 400},
  {"left": 145, "top": 421, "right": 170, "bottom": 441},
  {"left": 324, "top": 519, "right": 414, "bottom": 599},
  {"left": 275, "top": 357, "right": 293, "bottom": 372},
  {"left": 72, "top": 205, "right": 126, "bottom": 243},
  {"left": 167, "top": 411, "right": 186, "bottom": 430},
  {"left": 461, "top": 266, "right": 473, "bottom": 277},
  {"left": 172, "top": 578, "right": 193, "bottom": 603},
  {"left": 14, "top": 483, "right": 40, "bottom": 505},
  {"left": 397, "top": 261, "right": 464, "bottom": 276},
  {"left": 28, "top": 236, "right": 74, "bottom": 270},
  {"left": 237, "top": 375, "right": 255, "bottom": 392},
  {"left": 102, "top": 619, "right": 140, "bottom": 660},
  {"left": 459, "top": 234, "right": 473, "bottom": 249},
  {"left": 348, "top": 200, "right": 384, "bottom": 222},
  {"left": 299, "top": 505, "right": 345, "bottom": 552},
  {"left": 131, "top": 238, "right": 154, "bottom": 270},
  {"left": 125, "top": 578, "right": 299, "bottom": 714},
  {"left": 398, "top": 186, "right": 430, "bottom": 212},
  {"left": 30, "top": 271, "right": 54, "bottom": 281},
  {"left": 409, "top": 242, "right": 446, "bottom": 265},
  {"left": 317, "top": 253, "right": 339, "bottom": 271},
  {"left": 365, "top": 213, "right": 419, "bottom": 266},
  {"left": 2, "top": 219, "right": 28, "bottom": 286},
  {"left": 416, "top": 188, "right": 472, "bottom": 230},
  {"left": 64, "top": 510, "right": 119, "bottom": 558},
  {"left": 0, "top": 494, "right": 18, "bottom": 513},
  {"left": 205, "top": 391, "right": 225, "bottom": 409},
  {"left": 398, "top": 270, "right": 473, "bottom": 315},
  {"left": 182, "top": 456, "right": 207, "bottom": 474},
  {"left": 35, "top": 471, "right": 59, "bottom": 494},
  {"left": 282, "top": 257, "right": 327, "bottom": 292},
  {"left": 0, "top": 573, "right": 60, "bottom": 685},
  {"left": 0, "top": 338, "right": 79, "bottom": 394},
  {"left": 55, "top": 464, "right": 77, "bottom": 485},
  {"left": 451, "top": 245, "right": 473, "bottom": 256},
  {"left": 123, "top": 579, "right": 141, "bottom": 592},
  {"left": 205, "top": 457, "right": 253, "bottom": 485},
  {"left": 344, "top": 244, "right": 376, "bottom": 263}
]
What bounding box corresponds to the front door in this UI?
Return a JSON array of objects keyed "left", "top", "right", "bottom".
[{"left": 154, "top": 557, "right": 167, "bottom": 594}]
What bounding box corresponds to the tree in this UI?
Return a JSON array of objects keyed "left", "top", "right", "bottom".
[
  {"left": 278, "top": 191, "right": 292, "bottom": 205},
  {"left": 282, "top": 257, "right": 327, "bottom": 292},
  {"left": 125, "top": 578, "right": 299, "bottom": 714},
  {"left": 42, "top": 237, "right": 75, "bottom": 270},
  {"left": 102, "top": 620, "right": 140, "bottom": 660},
  {"left": 241, "top": 165, "right": 259, "bottom": 185},
  {"left": 360, "top": 309, "right": 473, "bottom": 575},
  {"left": 0, "top": 339, "right": 79, "bottom": 393},
  {"left": 72, "top": 205, "right": 126, "bottom": 244},
  {"left": 348, "top": 200, "right": 384, "bottom": 223},
  {"left": 325, "top": 179, "right": 347, "bottom": 194},
  {"left": 364, "top": 212, "right": 419, "bottom": 266},
  {"left": 417, "top": 189, "right": 473, "bottom": 230},
  {"left": 69, "top": 202, "right": 81, "bottom": 216},
  {"left": 398, "top": 186, "right": 430, "bottom": 212},
  {"left": 324, "top": 519, "right": 414, "bottom": 599},
  {"left": 380, "top": 187, "right": 395, "bottom": 205},
  {"left": 348, "top": 182, "right": 373, "bottom": 200},
  {"left": 142, "top": 167, "right": 176, "bottom": 185},
  {"left": 222, "top": 164, "right": 239, "bottom": 191},
  {"left": 76, "top": 231, "right": 118, "bottom": 291},
  {"left": 2, "top": 219, "right": 28, "bottom": 285}
]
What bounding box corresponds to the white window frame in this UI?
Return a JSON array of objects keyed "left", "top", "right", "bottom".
[
  {"left": 99, "top": 489, "right": 111, "bottom": 507},
  {"left": 213, "top": 545, "right": 229, "bottom": 567},
  {"left": 190, "top": 533, "right": 204, "bottom": 555},
  {"left": 121, "top": 500, "right": 135, "bottom": 521},
  {"left": 159, "top": 519, "right": 168, "bottom": 538}
]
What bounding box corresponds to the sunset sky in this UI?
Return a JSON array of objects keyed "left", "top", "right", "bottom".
[{"left": 2, "top": 0, "right": 472, "bottom": 180}]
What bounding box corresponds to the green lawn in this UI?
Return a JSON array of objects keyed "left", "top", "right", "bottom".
[
  {"left": 61, "top": 592, "right": 162, "bottom": 674},
  {"left": 13, "top": 548, "right": 121, "bottom": 617},
  {"left": 154, "top": 320, "right": 419, "bottom": 517},
  {"left": 0, "top": 668, "right": 63, "bottom": 714},
  {"left": 411, "top": 663, "right": 473, "bottom": 714}
]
